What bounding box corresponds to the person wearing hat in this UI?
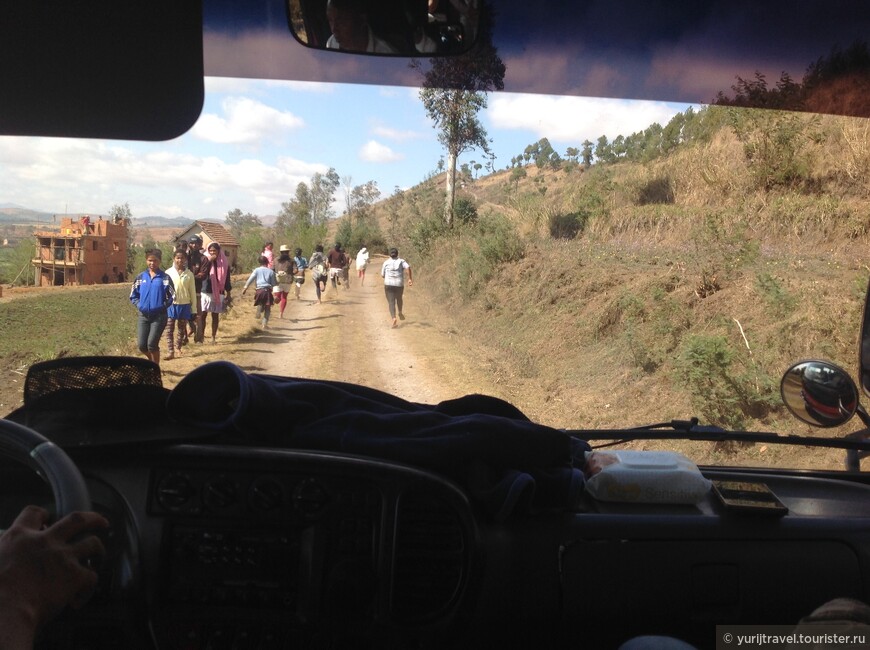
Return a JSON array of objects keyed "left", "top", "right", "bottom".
[
  {"left": 185, "top": 235, "right": 205, "bottom": 342},
  {"left": 273, "top": 245, "right": 298, "bottom": 317},
  {"left": 380, "top": 247, "right": 413, "bottom": 328}
]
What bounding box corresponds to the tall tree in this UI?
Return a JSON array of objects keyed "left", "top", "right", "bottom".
[
  {"left": 413, "top": 2, "right": 505, "bottom": 225},
  {"left": 224, "top": 208, "right": 262, "bottom": 240},
  {"left": 581, "top": 140, "right": 594, "bottom": 168},
  {"left": 309, "top": 168, "right": 341, "bottom": 225}
]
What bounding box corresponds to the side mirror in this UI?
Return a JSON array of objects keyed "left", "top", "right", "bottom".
[
  {"left": 287, "top": 0, "right": 477, "bottom": 55},
  {"left": 781, "top": 360, "right": 859, "bottom": 428}
]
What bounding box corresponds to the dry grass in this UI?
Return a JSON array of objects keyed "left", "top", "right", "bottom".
[{"left": 381, "top": 115, "right": 870, "bottom": 471}]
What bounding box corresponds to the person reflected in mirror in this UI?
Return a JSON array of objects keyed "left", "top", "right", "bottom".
[
  {"left": 195, "top": 242, "right": 232, "bottom": 344},
  {"left": 309, "top": 244, "right": 328, "bottom": 304},
  {"left": 129, "top": 248, "right": 175, "bottom": 367},
  {"left": 381, "top": 247, "right": 412, "bottom": 328},
  {"left": 242, "top": 255, "right": 279, "bottom": 329},
  {"left": 325, "top": 0, "right": 397, "bottom": 53},
  {"left": 355, "top": 245, "right": 370, "bottom": 285},
  {"left": 293, "top": 247, "right": 308, "bottom": 301},
  {"left": 0, "top": 506, "right": 108, "bottom": 650},
  {"left": 164, "top": 248, "right": 196, "bottom": 360},
  {"left": 448, "top": 0, "right": 479, "bottom": 42}
]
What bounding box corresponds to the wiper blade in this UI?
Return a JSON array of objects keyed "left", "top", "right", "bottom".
[{"left": 567, "top": 419, "right": 870, "bottom": 452}]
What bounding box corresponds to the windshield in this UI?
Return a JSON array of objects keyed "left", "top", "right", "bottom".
[{"left": 1, "top": 1, "right": 869, "bottom": 474}]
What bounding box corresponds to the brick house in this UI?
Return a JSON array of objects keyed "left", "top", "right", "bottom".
[
  {"left": 32, "top": 215, "right": 128, "bottom": 286},
  {"left": 174, "top": 220, "right": 240, "bottom": 270}
]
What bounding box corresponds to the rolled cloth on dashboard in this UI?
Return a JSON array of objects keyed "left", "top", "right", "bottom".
[{"left": 166, "top": 360, "right": 588, "bottom": 521}]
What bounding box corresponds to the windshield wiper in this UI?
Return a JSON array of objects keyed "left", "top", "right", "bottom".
[{"left": 566, "top": 417, "right": 870, "bottom": 471}]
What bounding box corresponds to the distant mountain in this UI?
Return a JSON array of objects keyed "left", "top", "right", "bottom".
[
  {"left": 131, "top": 216, "right": 197, "bottom": 228},
  {"left": 0, "top": 206, "right": 54, "bottom": 223}
]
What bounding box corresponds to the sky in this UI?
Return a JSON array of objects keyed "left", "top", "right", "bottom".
[{"left": 0, "top": 78, "right": 691, "bottom": 221}]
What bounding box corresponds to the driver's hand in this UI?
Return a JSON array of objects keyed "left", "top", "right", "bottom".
[{"left": 0, "top": 506, "right": 108, "bottom": 644}]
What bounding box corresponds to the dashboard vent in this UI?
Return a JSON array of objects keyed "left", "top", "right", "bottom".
[{"left": 391, "top": 490, "right": 467, "bottom": 623}]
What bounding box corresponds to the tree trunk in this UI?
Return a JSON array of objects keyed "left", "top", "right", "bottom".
[{"left": 444, "top": 149, "right": 457, "bottom": 226}]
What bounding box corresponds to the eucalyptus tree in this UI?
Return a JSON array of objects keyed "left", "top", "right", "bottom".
[{"left": 413, "top": 3, "right": 504, "bottom": 225}]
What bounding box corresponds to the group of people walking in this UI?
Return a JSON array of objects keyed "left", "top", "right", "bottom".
[
  {"left": 130, "top": 236, "right": 413, "bottom": 367},
  {"left": 129, "top": 235, "right": 232, "bottom": 366}
]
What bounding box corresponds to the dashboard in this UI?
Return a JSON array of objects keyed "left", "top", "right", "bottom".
[{"left": 2, "top": 444, "right": 870, "bottom": 649}]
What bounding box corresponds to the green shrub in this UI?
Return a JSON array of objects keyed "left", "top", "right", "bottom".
[
  {"left": 548, "top": 212, "right": 588, "bottom": 239},
  {"left": 755, "top": 272, "right": 797, "bottom": 316},
  {"left": 408, "top": 213, "right": 449, "bottom": 257},
  {"left": 454, "top": 198, "right": 478, "bottom": 226}
]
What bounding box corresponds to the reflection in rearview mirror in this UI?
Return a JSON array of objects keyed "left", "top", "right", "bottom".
[
  {"left": 287, "top": 0, "right": 478, "bottom": 55},
  {"left": 781, "top": 360, "right": 859, "bottom": 428}
]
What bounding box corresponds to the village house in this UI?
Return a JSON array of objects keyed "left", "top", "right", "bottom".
[
  {"left": 32, "top": 215, "right": 128, "bottom": 286},
  {"left": 175, "top": 220, "right": 240, "bottom": 270}
]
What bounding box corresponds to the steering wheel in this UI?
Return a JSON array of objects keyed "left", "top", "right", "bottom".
[{"left": 0, "top": 418, "right": 91, "bottom": 517}]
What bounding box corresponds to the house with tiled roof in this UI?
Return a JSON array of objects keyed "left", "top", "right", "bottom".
[{"left": 175, "top": 220, "right": 240, "bottom": 270}]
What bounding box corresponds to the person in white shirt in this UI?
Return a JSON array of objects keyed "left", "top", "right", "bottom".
[
  {"left": 380, "top": 247, "right": 413, "bottom": 328},
  {"left": 325, "top": 0, "right": 397, "bottom": 53},
  {"left": 355, "top": 246, "right": 370, "bottom": 285}
]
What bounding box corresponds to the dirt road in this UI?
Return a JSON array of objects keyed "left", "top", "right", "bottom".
[{"left": 160, "top": 261, "right": 496, "bottom": 406}]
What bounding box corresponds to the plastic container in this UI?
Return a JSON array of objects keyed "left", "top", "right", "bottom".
[{"left": 584, "top": 450, "right": 712, "bottom": 504}]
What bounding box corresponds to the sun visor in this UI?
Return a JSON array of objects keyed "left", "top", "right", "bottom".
[{"left": 0, "top": 0, "right": 204, "bottom": 140}]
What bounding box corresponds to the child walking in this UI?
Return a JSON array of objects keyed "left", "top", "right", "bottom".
[
  {"left": 242, "top": 255, "right": 278, "bottom": 328},
  {"left": 164, "top": 248, "right": 196, "bottom": 360}
]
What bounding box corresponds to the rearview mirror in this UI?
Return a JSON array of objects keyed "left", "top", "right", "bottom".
[
  {"left": 287, "top": 0, "right": 477, "bottom": 55},
  {"left": 781, "top": 360, "right": 859, "bottom": 428}
]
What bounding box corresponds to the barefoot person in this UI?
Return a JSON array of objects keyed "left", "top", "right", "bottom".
[{"left": 380, "top": 247, "right": 413, "bottom": 328}]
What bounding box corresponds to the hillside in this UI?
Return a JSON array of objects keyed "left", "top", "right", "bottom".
[{"left": 368, "top": 107, "right": 870, "bottom": 462}]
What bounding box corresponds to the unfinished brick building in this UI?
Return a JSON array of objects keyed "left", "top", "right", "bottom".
[{"left": 32, "top": 215, "right": 129, "bottom": 286}]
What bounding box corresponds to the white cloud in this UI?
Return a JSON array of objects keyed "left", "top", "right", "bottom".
[
  {"left": 487, "top": 94, "right": 690, "bottom": 143},
  {"left": 359, "top": 140, "right": 404, "bottom": 163},
  {"left": 371, "top": 124, "right": 423, "bottom": 141},
  {"left": 191, "top": 96, "right": 304, "bottom": 145},
  {"left": 0, "top": 135, "right": 324, "bottom": 218}
]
